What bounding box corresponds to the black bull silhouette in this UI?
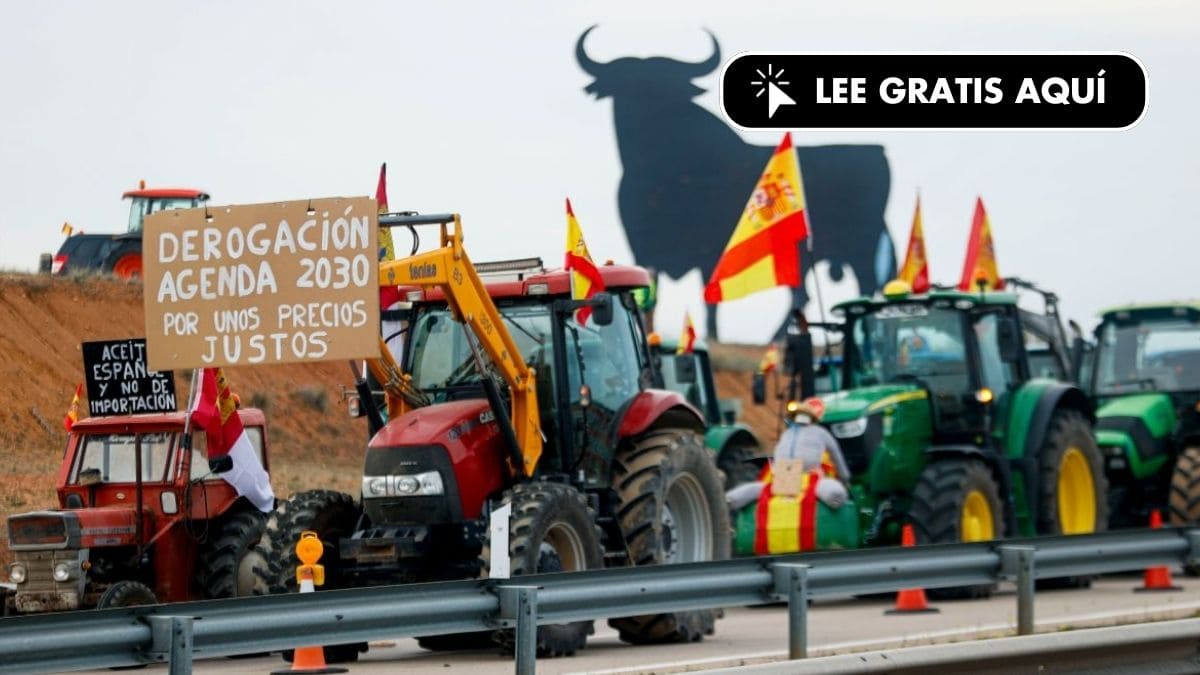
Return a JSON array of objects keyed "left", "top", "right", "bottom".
[{"left": 576, "top": 27, "right": 895, "bottom": 339}]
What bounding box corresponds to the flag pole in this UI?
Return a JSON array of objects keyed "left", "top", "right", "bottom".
[{"left": 180, "top": 368, "right": 201, "bottom": 461}]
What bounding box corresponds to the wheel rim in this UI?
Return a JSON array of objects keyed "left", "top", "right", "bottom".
[
  {"left": 1058, "top": 447, "right": 1096, "bottom": 534},
  {"left": 663, "top": 472, "right": 712, "bottom": 564},
  {"left": 112, "top": 254, "right": 142, "bottom": 280},
  {"left": 961, "top": 490, "right": 995, "bottom": 541},
  {"left": 542, "top": 522, "right": 587, "bottom": 572}
]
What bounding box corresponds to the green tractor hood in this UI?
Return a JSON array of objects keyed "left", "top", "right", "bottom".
[
  {"left": 820, "top": 383, "right": 926, "bottom": 424},
  {"left": 1095, "top": 392, "right": 1175, "bottom": 479}
]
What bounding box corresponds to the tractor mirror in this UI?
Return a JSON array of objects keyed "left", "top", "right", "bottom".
[
  {"left": 997, "top": 317, "right": 1021, "bottom": 363},
  {"left": 208, "top": 455, "right": 234, "bottom": 474},
  {"left": 674, "top": 354, "right": 697, "bottom": 384},
  {"left": 752, "top": 372, "right": 766, "bottom": 405},
  {"left": 590, "top": 293, "right": 614, "bottom": 326}
]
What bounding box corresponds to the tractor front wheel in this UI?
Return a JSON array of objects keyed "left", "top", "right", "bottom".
[
  {"left": 104, "top": 244, "right": 143, "bottom": 280},
  {"left": 910, "top": 458, "right": 1004, "bottom": 599},
  {"left": 97, "top": 580, "right": 157, "bottom": 609},
  {"left": 481, "top": 481, "right": 604, "bottom": 657},
  {"left": 1168, "top": 446, "right": 1200, "bottom": 525},
  {"left": 263, "top": 490, "right": 366, "bottom": 664},
  {"left": 717, "top": 442, "right": 763, "bottom": 490},
  {"left": 608, "top": 428, "right": 730, "bottom": 644},
  {"left": 198, "top": 506, "right": 267, "bottom": 599}
]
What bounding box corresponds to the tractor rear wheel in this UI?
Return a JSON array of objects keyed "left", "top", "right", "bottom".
[
  {"left": 1168, "top": 446, "right": 1200, "bottom": 524},
  {"left": 482, "top": 481, "right": 604, "bottom": 657},
  {"left": 263, "top": 490, "right": 366, "bottom": 664},
  {"left": 910, "top": 458, "right": 1004, "bottom": 599},
  {"left": 198, "top": 506, "right": 267, "bottom": 599},
  {"left": 717, "top": 442, "right": 762, "bottom": 490},
  {"left": 104, "top": 244, "right": 143, "bottom": 280},
  {"left": 1036, "top": 409, "right": 1108, "bottom": 589},
  {"left": 608, "top": 428, "right": 730, "bottom": 645}
]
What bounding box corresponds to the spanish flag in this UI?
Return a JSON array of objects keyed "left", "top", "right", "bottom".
[
  {"left": 704, "top": 133, "right": 809, "bottom": 304},
  {"left": 753, "top": 469, "right": 821, "bottom": 555},
  {"left": 957, "top": 197, "right": 1005, "bottom": 291},
  {"left": 376, "top": 162, "right": 396, "bottom": 263},
  {"left": 758, "top": 343, "right": 780, "bottom": 374},
  {"left": 565, "top": 198, "right": 606, "bottom": 324},
  {"left": 898, "top": 194, "right": 930, "bottom": 293},
  {"left": 676, "top": 311, "right": 696, "bottom": 355},
  {"left": 191, "top": 369, "right": 274, "bottom": 512},
  {"left": 63, "top": 383, "right": 82, "bottom": 431}
]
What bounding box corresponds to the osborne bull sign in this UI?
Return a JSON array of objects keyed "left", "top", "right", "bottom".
[
  {"left": 142, "top": 197, "right": 380, "bottom": 370},
  {"left": 576, "top": 26, "right": 895, "bottom": 338}
]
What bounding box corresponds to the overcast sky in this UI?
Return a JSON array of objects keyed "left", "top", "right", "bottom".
[{"left": 1, "top": 1, "right": 1196, "bottom": 343}]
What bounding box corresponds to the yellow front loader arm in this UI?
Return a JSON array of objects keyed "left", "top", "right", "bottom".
[{"left": 377, "top": 213, "right": 542, "bottom": 478}]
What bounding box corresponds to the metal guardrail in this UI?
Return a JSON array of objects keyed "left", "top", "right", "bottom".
[{"left": 1, "top": 528, "right": 1197, "bottom": 675}]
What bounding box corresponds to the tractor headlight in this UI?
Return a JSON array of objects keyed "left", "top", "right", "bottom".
[
  {"left": 361, "top": 471, "right": 445, "bottom": 498},
  {"left": 8, "top": 563, "right": 27, "bottom": 584},
  {"left": 830, "top": 417, "right": 869, "bottom": 438},
  {"left": 53, "top": 563, "right": 71, "bottom": 582}
]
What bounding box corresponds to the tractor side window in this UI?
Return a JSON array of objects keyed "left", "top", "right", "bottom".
[
  {"left": 73, "top": 433, "right": 173, "bottom": 483},
  {"left": 974, "top": 313, "right": 1019, "bottom": 396},
  {"left": 188, "top": 427, "right": 266, "bottom": 480}
]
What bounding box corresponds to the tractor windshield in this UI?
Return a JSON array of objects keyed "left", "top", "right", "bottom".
[
  {"left": 847, "top": 304, "right": 969, "bottom": 391},
  {"left": 71, "top": 432, "right": 175, "bottom": 483},
  {"left": 126, "top": 197, "right": 205, "bottom": 233},
  {"left": 1096, "top": 319, "right": 1200, "bottom": 394},
  {"left": 408, "top": 303, "right": 554, "bottom": 392}
]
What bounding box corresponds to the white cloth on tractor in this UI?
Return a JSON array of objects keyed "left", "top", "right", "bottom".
[{"left": 224, "top": 431, "right": 275, "bottom": 512}]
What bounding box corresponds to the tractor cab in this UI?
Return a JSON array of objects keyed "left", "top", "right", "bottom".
[
  {"left": 122, "top": 186, "right": 210, "bottom": 235},
  {"left": 1089, "top": 303, "right": 1200, "bottom": 527},
  {"left": 5, "top": 410, "right": 270, "bottom": 613}
]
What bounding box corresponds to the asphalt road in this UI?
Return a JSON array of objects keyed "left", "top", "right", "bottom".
[{"left": 70, "top": 572, "right": 1200, "bottom": 675}]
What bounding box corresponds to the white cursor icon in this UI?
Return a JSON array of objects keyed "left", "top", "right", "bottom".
[{"left": 767, "top": 81, "right": 795, "bottom": 118}]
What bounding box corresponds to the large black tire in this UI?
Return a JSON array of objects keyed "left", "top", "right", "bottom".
[
  {"left": 608, "top": 429, "right": 730, "bottom": 645},
  {"left": 1168, "top": 446, "right": 1200, "bottom": 525},
  {"left": 482, "top": 482, "right": 604, "bottom": 656},
  {"left": 910, "top": 458, "right": 1004, "bottom": 599},
  {"left": 1036, "top": 409, "right": 1108, "bottom": 590},
  {"left": 717, "top": 442, "right": 763, "bottom": 490},
  {"left": 97, "top": 580, "right": 157, "bottom": 608},
  {"left": 1168, "top": 446, "right": 1200, "bottom": 576},
  {"left": 198, "top": 507, "right": 267, "bottom": 599},
  {"left": 416, "top": 632, "right": 499, "bottom": 652},
  {"left": 263, "top": 490, "right": 366, "bottom": 664}
]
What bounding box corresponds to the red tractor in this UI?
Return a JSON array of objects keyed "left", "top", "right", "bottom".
[
  {"left": 3, "top": 409, "right": 270, "bottom": 614},
  {"left": 41, "top": 182, "right": 210, "bottom": 279},
  {"left": 256, "top": 214, "right": 730, "bottom": 659}
]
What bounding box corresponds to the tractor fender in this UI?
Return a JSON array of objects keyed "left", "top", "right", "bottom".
[
  {"left": 615, "top": 390, "right": 705, "bottom": 441},
  {"left": 1023, "top": 384, "right": 1095, "bottom": 454},
  {"left": 924, "top": 443, "right": 1017, "bottom": 536}
]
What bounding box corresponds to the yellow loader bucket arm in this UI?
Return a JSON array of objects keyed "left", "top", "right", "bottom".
[
  {"left": 365, "top": 335, "right": 430, "bottom": 417},
  {"left": 378, "top": 213, "right": 543, "bottom": 478}
]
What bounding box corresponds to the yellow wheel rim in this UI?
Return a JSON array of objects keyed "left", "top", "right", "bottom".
[
  {"left": 1058, "top": 447, "right": 1096, "bottom": 534},
  {"left": 961, "top": 490, "right": 995, "bottom": 541}
]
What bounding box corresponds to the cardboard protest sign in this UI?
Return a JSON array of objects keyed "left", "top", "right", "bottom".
[
  {"left": 143, "top": 197, "right": 380, "bottom": 370},
  {"left": 82, "top": 338, "right": 177, "bottom": 415}
]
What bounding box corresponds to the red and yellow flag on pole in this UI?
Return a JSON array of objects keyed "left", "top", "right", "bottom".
[
  {"left": 957, "top": 197, "right": 1005, "bottom": 291},
  {"left": 190, "top": 368, "right": 274, "bottom": 512},
  {"left": 565, "top": 198, "right": 606, "bottom": 324},
  {"left": 63, "top": 383, "right": 82, "bottom": 431},
  {"left": 898, "top": 194, "right": 930, "bottom": 293},
  {"left": 376, "top": 162, "right": 396, "bottom": 263},
  {"left": 704, "top": 132, "right": 809, "bottom": 304},
  {"left": 676, "top": 311, "right": 696, "bottom": 355}
]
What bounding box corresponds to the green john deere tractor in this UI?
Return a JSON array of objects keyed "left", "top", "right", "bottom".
[
  {"left": 654, "top": 340, "right": 765, "bottom": 488},
  {"left": 733, "top": 280, "right": 1109, "bottom": 596},
  {"left": 1087, "top": 303, "right": 1200, "bottom": 529}
]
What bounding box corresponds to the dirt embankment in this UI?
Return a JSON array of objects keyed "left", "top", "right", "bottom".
[{"left": 0, "top": 273, "right": 774, "bottom": 568}]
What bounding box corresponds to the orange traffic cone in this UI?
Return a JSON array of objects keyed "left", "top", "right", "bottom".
[
  {"left": 272, "top": 532, "right": 349, "bottom": 674},
  {"left": 885, "top": 524, "right": 940, "bottom": 614},
  {"left": 1135, "top": 510, "right": 1182, "bottom": 593}
]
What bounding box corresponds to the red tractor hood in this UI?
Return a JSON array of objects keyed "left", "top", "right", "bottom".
[{"left": 7, "top": 506, "right": 147, "bottom": 550}]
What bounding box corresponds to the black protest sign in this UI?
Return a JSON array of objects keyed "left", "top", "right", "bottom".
[{"left": 82, "top": 338, "right": 177, "bottom": 416}]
